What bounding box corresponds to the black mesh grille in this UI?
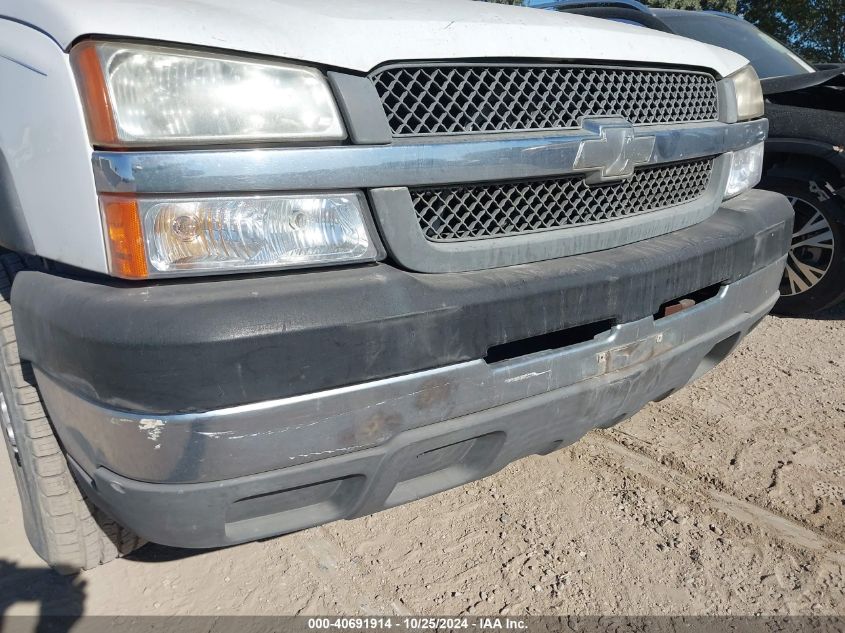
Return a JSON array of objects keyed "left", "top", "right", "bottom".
[
  {"left": 411, "top": 158, "right": 714, "bottom": 242},
  {"left": 371, "top": 64, "right": 719, "bottom": 137}
]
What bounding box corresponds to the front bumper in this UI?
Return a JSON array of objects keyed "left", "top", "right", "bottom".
[
  {"left": 58, "top": 259, "right": 782, "bottom": 549},
  {"left": 10, "top": 190, "right": 792, "bottom": 548}
]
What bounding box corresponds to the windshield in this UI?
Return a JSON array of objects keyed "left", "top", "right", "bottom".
[{"left": 659, "top": 13, "right": 816, "bottom": 78}]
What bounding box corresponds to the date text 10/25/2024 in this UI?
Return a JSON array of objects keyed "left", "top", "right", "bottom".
[{"left": 307, "top": 617, "right": 529, "bottom": 630}]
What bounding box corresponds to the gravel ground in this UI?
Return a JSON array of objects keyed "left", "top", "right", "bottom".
[{"left": 1, "top": 308, "right": 843, "bottom": 617}]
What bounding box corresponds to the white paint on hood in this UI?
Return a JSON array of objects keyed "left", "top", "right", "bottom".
[{"left": 1, "top": 0, "right": 748, "bottom": 77}]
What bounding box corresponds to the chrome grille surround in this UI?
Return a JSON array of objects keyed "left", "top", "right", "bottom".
[
  {"left": 90, "top": 63, "right": 767, "bottom": 276},
  {"left": 411, "top": 158, "right": 715, "bottom": 242},
  {"left": 370, "top": 63, "right": 720, "bottom": 137}
]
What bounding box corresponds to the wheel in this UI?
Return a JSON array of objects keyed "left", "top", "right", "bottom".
[
  {"left": 760, "top": 177, "right": 845, "bottom": 317},
  {"left": 0, "top": 253, "right": 144, "bottom": 573}
]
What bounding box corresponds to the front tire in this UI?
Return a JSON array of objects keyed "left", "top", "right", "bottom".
[
  {"left": 760, "top": 177, "right": 845, "bottom": 317},
  {"left": 0, "top": 254, "right": 143, "bottom": 572}
]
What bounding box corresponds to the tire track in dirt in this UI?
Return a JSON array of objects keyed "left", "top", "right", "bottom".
[
  {"left": 295, "top": 528, "right": 413, "bottom": 615},
  {"left": 587, "top": 433, "right": 845, "bottom": 561}
]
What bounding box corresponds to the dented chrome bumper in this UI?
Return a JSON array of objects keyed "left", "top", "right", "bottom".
[
  {"left": 35, "top": 258, "right": 785, "bottom": 548},
  {"left": 40, "top": 259, "right": 781, "bottom": 483}
]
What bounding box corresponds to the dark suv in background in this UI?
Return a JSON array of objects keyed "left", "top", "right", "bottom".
[{"left": 532, "top": 0, "right": 845, "bottom": 316}]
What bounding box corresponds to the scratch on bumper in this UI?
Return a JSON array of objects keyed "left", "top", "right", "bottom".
[{"left": 35, "top": 258, "right": 785, "bottom": 485}]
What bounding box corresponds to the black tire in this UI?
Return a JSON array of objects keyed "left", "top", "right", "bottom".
[
  {"left": 760, "top": 176, "right": 845, "bottom": 317},
  {"left": 0, "top": 254, "right": 144, "bottom": 573}
]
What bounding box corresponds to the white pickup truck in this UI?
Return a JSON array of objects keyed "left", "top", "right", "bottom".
[{"left": 0, "top": 0, "right": 791, "bottom": 571}]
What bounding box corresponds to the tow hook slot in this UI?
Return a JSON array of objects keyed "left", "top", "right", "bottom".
[
  {"left": 655, "top": 282, "right": 723, "bottom": 320},
  {"left": 485, "top": 319, "right": 615, "bottom": 364}
]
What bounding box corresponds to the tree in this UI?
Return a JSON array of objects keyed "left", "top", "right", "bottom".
[
  {"left": 647, "top": 0, "right": 736, "bottom": 10},
  {"left": 736, "top": 0, "right": 844, "bottom": 63},
  {"left": 477, "top": 0, "right": 844, "bottom": 62}
]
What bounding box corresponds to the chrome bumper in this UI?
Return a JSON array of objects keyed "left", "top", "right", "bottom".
[
  {"left": 47, "top": 258, "right": 785, "bottom": 548},
  {"left": 38, "top": 257, "right": 784, "bottom": 486}
]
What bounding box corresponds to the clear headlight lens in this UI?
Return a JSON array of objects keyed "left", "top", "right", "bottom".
[
  {"left": 728, "top": 65, "right": 765, "bottom": 121},
  {"left": 72, "top": 41, "right": 346, "bottom": 146},
  {"left": 101, "top": 193, "right": 377, "bottom": 278},
  {"left": 724, "top": 142, "right": 765, "bottom": 199}
]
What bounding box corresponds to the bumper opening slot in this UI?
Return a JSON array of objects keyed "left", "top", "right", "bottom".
[
  {"left": 484, "top": 319, "right": 614, "bottom": 365},
  {"left": 385, "top": 433, "right": 505, "bottom": 508},
  {"left": 225, "top": 475, "right": 366, "bottom": 540},
  {"left": 690, "top": 332, "right": 742, "bottom": 382},
  {"left": 655, "top": 282, "right": 723, "bottom": 320}
]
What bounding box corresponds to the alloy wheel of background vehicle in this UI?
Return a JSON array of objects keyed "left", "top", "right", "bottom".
[
  {"left": 0, "top": 253, "right": 144, "bottom": 573},
  {"left": 761, "top": 177, "right": 845, "bottom": 317}
]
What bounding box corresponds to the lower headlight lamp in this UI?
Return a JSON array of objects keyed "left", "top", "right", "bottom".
[
  {"left": 724, "top": 142, "right": 765, "bottom": 199},
  {"left": 102, "top": 193, "right": 379, "bottom": 279}
]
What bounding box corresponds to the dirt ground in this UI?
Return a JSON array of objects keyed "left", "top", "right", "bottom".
[{"left": 1, "top": 308, "right": 843, "bottom": 617}]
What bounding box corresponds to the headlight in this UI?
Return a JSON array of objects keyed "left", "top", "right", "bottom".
[
  {"left": 101, "top": 193, "right": 378, "bottom": 279},
  {"left": 72, "top": 41, "right": 346, "bottom": 146},
  {"left": 728, "top": 65, "right": 765, "bottom": 122},
  {"left": 724, "top": 142, "right": 765, "bottom": 199}
]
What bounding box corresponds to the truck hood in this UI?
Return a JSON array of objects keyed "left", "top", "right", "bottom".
[{"left": 3, "top": 0, "right": 747, "bottom": 77}]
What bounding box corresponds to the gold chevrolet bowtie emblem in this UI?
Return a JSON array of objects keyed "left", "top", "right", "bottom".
[{"left": 573, "top": 117, "right": 657, "bottom": 185}]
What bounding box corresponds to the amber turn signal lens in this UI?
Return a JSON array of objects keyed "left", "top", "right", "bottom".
[
  {"left": 101, "top": 197, "right": 148, "bottom": 279},
  {"left": 71, "top": 42, "right": 119, "bottom": 146}
]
